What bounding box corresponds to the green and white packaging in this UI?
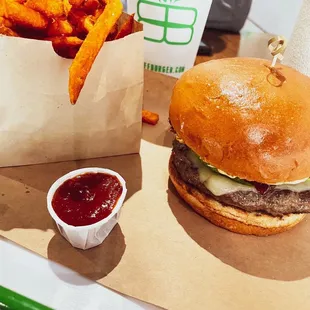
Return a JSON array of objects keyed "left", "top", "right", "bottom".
[{"left": 128, "top": 0, "right": 212, "bottom": 78}]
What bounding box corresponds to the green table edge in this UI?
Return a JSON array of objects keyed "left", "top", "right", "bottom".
[{"left": 0, "top": 286, "right": 53, "bottom": 310}]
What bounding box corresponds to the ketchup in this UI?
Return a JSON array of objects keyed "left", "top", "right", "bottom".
[
  {"left": 52, "top": 173, "right": 123, "bottom": 227},
  {"left": 251, "top": 182, "right": 270, "bottom": 195}
]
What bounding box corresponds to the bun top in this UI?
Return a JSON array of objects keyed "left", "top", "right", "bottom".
[{"left": 169, "top": 57, "right": 310, "bottom": 184}]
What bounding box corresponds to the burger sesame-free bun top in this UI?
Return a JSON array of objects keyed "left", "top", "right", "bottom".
[{"left": 169, "top": 57, "right": 310, "bottom": 184}]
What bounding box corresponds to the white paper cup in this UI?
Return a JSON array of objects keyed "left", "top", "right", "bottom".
[
  {"left": 127, "top": 0, "right": 213, "bottom": 78},
  {"left": 47, "top": 168, "right": 127, "bottom": 250}
]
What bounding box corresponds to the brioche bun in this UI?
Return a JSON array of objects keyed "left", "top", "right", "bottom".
[
  {"left": 169, "top": 158, "right": 305, "bottom": 236},
  {"left": 169, "top": 57, "right": 310, "bottom": 184}
]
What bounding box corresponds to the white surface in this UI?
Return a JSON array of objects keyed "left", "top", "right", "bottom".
[
  {"left": 47, "top": 168, "right": 127, "bottom": 250},
  {"left": 248, "top": 0, "right": 303, "bottom": 39},
  {"left": 283, "top": 0, "right": 310, "bottom": 78},
  {"left": 240, "top": 19, "right": 262, "bottom": 34},
  {"left": 0, "top": 238, "right": 159, "bottom": 310}
]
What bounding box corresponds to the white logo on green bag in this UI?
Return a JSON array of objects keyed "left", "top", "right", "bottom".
[{"left": 137, "top": 0, "right": 198, "bottom": 45}]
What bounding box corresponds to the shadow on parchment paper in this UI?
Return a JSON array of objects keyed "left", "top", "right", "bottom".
[
  {"left": 142, "top": 70, "right": 176, "bottom": 148},
  {"left": 0, "top": 154, "right": 142, "bottom": 231},
  {"left": 47, "top": 223, "right": 125, "bottom": 283},
  {"left": 143, "top": 123, "right": 174, "bottom": 149},
  {"left": 167, "top": 180, "right": 310, "bottom": 281}
]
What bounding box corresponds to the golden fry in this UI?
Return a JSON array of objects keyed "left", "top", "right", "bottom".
[
  {"left": 93, "top": 7, "right": 104, "bottom": 19},
  {"left": 52, "top": 35, "right": 82, "bottom": 46},
  {"left": 0, "top": 16, "right": 13, "bottom": 28},
  {"left": 82, "top": 0, "right": 100, "bottom": 14},
  {"left": 0, "top": 0, "right": 127, "bottom": 105},
  {"left": 115, "top": 13, "right": 134, "bottom": 40},
  {"left": 47, "top": 18, "right": 74, "bottom": 37},
  {"left": 67, "top": 7, "right": 93, "bottom": 36},
  {"left": 67, "top": 7, "right": 86, "bottom": 29},
  {"left": 52, "top": 36, "right": 83, "bottom": 59},
  {"left": 69, "top": 0, "right": 123, "bottom": 104},
  {"left": 0, "top": 23, "right": 18, "bottom": 36},
  {"left": 24, "top": 0, "right": 64, "bottom": 18},
  {"left": 5, "top": 0, "right": 48, "bottom": 29},
  {"left": 0, "top": 0, "right": 6, "bottom": 17},
  {"left": 69, "top": 0, "right": 84, "bottom": 6},
  {"left": 82, "top": 15, "right": 94, "bottom": 32},
  {"left": 142, "top": 110, "right": 159, "bottom": 126},
  {"left": 63, "top": 0, "right": 72, "bottom": 16},
  {"left": 82, "top": 7, "right": 104, "bottom": 32},
  {"left": 67, "top": 5, "right": 101, "bottom": 35}
]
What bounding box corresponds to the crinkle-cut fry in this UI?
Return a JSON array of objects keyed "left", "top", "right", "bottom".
[
  {"left": 0, "top": 23, "right": 18, "bottom": 36},
  {"left": 69, "top": 0, "right": 123, "bottom": 104},
  {"left": 142, "top": 110, "right": 159, "bottom": 125},
  {"left": 47, "top": 18, "right": 74, "bottom": 37},
  {"left": 5, "top": 0, "right": 48, "bottom": 29},
  {"left": 63, "top": 0, "right": 72, "bottom": 16},
  {"left": 115, "top": 13, "right": 134, "bottom": 40},
  {"left": 24, "top": 0, "right": 64, "bottom": 18}
]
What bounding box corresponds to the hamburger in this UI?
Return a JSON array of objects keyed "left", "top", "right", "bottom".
[{"left": 168, "top": 57, "right": 310, "bottom": 236}]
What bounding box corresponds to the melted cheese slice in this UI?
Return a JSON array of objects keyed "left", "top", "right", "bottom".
[
  {"left": 187, "top": 151, "right": 255, "bottom": 196},
  {"left": 277, "top": 181, "right": 310, "bottom": 192},
  {"left": 187, "top": 151, "right": 310, "bottom": 195}
]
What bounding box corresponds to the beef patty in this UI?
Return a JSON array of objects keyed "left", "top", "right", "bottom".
[{"left": 171, "top": 139, "right": 310, "bottom": 216}]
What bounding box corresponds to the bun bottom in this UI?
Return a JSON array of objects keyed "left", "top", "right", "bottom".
[{"left": 169, "top": 157, "right": 305, "bottom": 236}]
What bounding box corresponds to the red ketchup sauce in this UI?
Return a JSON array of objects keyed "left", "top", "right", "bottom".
[
  {"left": 52, "top": 173, "right": 123, "bottom": 227},
  {"left": 251, "top": 182, "right": 270, "bottom": 195}
]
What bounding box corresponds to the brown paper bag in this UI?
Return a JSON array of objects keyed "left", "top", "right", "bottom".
[{"left": 0, "top": 15, "right": 144, "bottom": 167}]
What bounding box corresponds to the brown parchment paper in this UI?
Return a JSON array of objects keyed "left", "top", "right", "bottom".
[
  {"left": 1, "top": 70, "right": 310, "bottom": 310},
  {"left": 0, "top": 15, "right": 143, "bottom": 167}
]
